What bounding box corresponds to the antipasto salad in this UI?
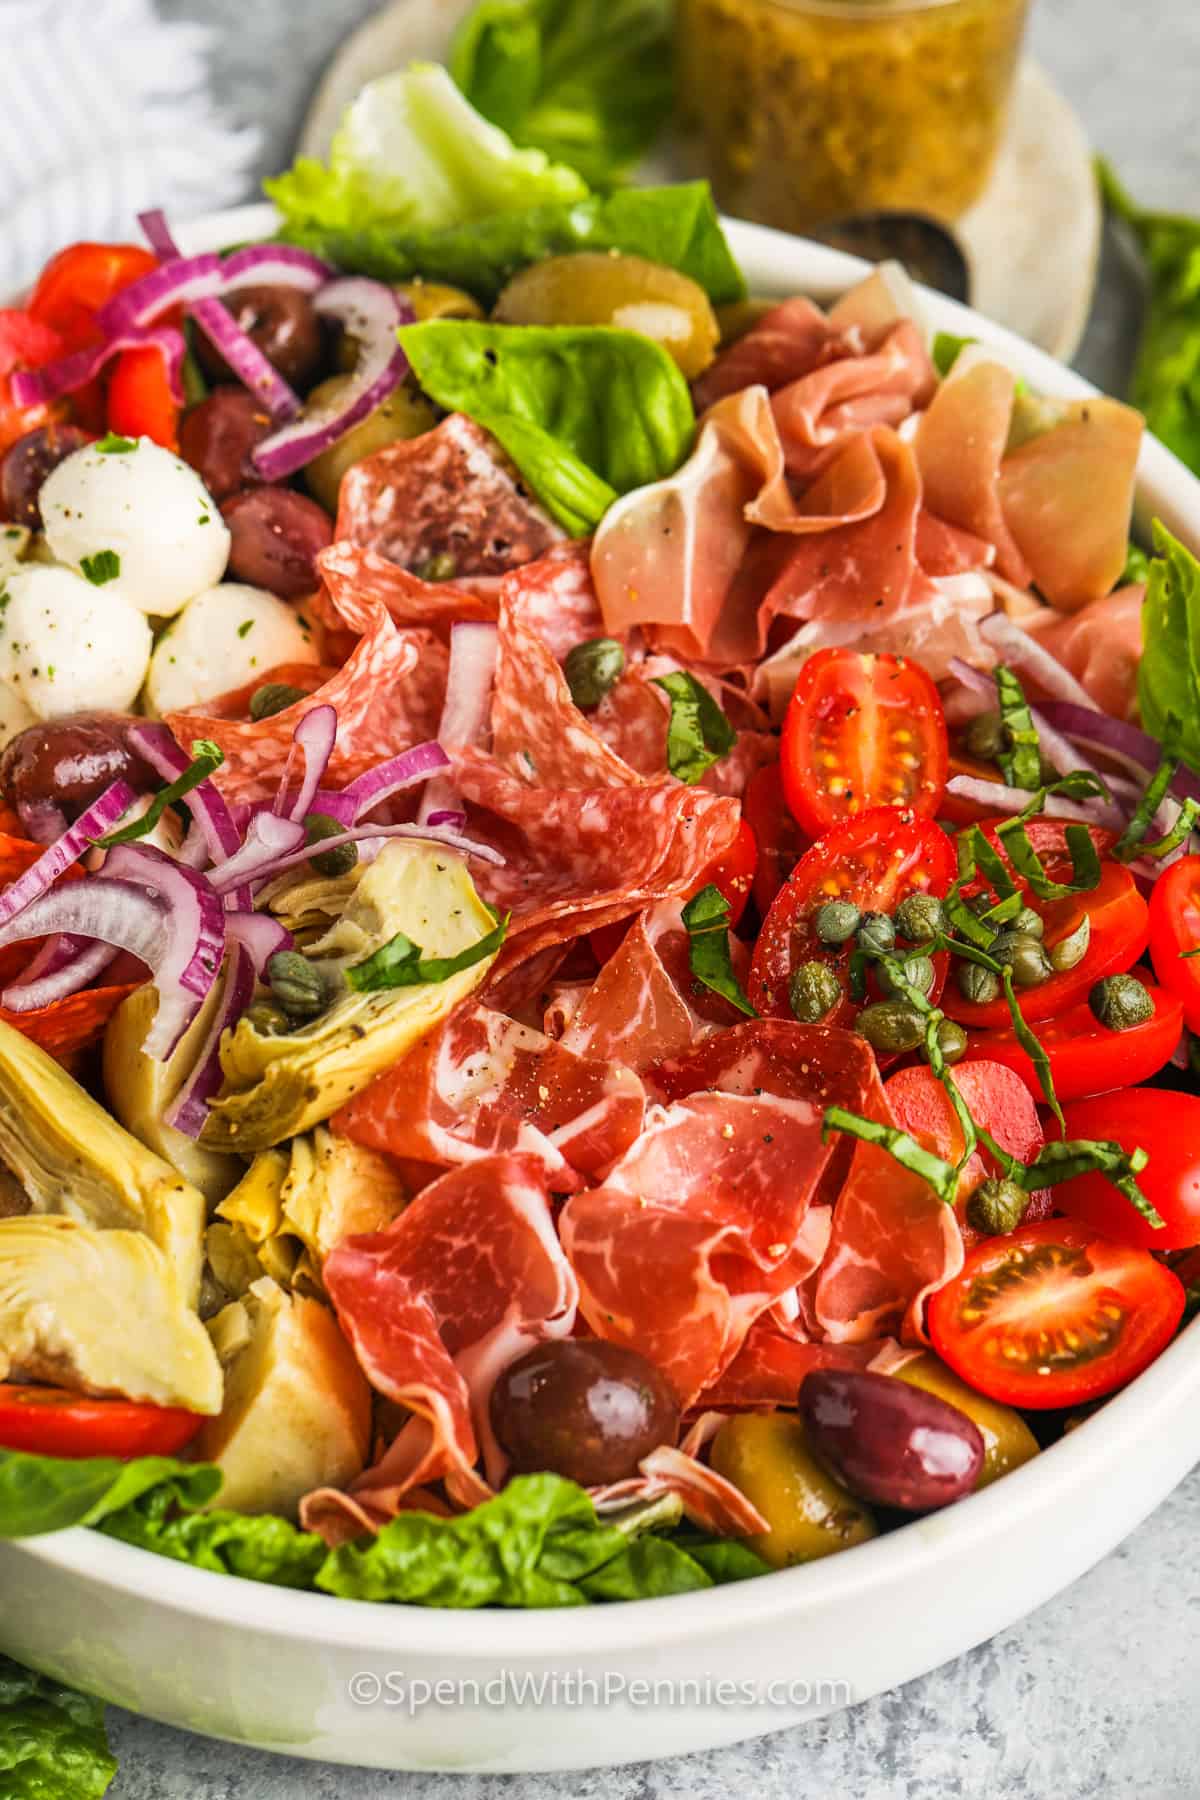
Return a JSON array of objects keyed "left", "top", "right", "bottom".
[{"left": 0, "top": 62, "right": 1197, "bottom": 1614}]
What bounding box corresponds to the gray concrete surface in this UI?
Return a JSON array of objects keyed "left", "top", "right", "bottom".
[{"left": 103, "top": 1, "right": 1200, "bottom": 1792}]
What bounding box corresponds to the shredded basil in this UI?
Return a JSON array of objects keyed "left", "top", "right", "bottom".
[
  {"left": 94, "top": 739, "right": 224, "bottom": 848},
  {"left": 79, "top": 549, "right": 121, "bottom": 586},
  {"left": 1137, "top": 798, "right": 1200, "bottom": 860},
  {"left": 993, "top": 817, "right": 1101, "bottom": 900},
  {"left": 999, "top": 966, "right": 1064, "bottom": 1130},
  {"left": 652, "top": 672, "right": 735, "bottom": 785},
  {"left": 994, "top": 665, "right": 1042, "bottom": 791},
  {"left": 346, "top": 915, "right": 509, "bottom": 992},
  {"left": 680, "top": 884, "right": 756, "bottom": 1018},
  {"left": 1015, "top": 771, "right": 1112, "bottom": 822},
  {"left": 822, "top": 1105, "right": 958, "bottom": 1206},
  {"left": 94, "top": 432, "right": 137, "bottom": 454}
]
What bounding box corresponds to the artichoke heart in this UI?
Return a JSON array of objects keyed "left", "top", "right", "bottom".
[
  {"left": 202, "top": 843, "right": 500, "bottom": 1153},
  {"left": 196, "top": 1277, "right": 371, "bottom": 1517},
  {"left": 0, "top": 1215, "right": 222, "bottom": 1412},
  {"left": 0, "top": 1020, "right": 206, "bottom": 1304}
]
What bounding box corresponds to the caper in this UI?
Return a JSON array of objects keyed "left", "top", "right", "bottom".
[
  {"left": 879, "top": 953, "right": 936, "bottom": 1001},
  {"left": 1010, "top": 905, "right": 1045, "bottom": 941},
  {"left": 990, "top": 931, "right": 1051, "bottom": 989},
  {"left": 894, "top": 892, "right": 944, "bottom": 944},
  {"left": 965, "top": 1177, "right": 1027, "bottom": 1237},
  {"left": 1049, "top": 914, "right": 1091, "bottom": 972},
  {"left": 963, "top": 710, "right": 1009, "bottom": 763},
  {"left": 856, "top": 911, "right": 895, "bottom": 957},
  {"left": 814, "top": 899, "right": 861, "bottom": 945},
  {"left": 564, "top": 637, "right": 625, "bottom": 709},
  {"left": 1088, "top": 973, "right": 1154, "bottom": 1032},
  {"left": 305, "top": 811, "right": 359, "bottom": 879},
  {"left": 957, "top": 961, "right": 1001, "bottom": 1006},
  {"left": 249, "top": 682, "right": 306, "bottom": 721},
  {"left": 924, "top": 1017, "right": 968, "bottom": 1067},
  {"left": 789, "top": 960, "right": 842, "bottom": 1023},
  {"left": 267, "top": 950, "right": 327, "bottom": 1022},
  {"left": 244, "top": 999, "right": 292, "bottom": 1037},
  {"left": 855, "top": 1001, "right": 926, "bottom": 1054}
]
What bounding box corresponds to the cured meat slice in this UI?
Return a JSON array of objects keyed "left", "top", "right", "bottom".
[
  {"left": 334, "top": 1002, "right": 645, "bottom": 1185},
  {"left": 317, "top": 542, "right": 499, "bottom": 637},
  {"left": 167, "top": 605, "right": 448, "bottom": 807},
  {"left": 692, "top": 297, "right": 835, "bottom": 412},
  {"left": 335, "top": 413, "right": 563, "bottom": 578},
  {"left": 305, "top": 1154, "right": 578, "bottom": 1537},
  {"left": 770, "top": 320, "right": 935, "bottom": 478},
  {"left": 1024, "top": 583, "right": 1144, "bottom": 720},
  {"left": 700, "top": 1326, "right": 907, "bottom": 1409},
  {"left": 914, "top": 351, "right": 1030, "bottom": 585}
]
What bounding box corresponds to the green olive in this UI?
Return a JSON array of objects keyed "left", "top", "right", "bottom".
[
  {"left": 924, "top": 1017, "right": 967, "bottom": 1066},
  {"left": 493, "top": 253, "right": 720, "bottom": 380},
  {"left": 855, "top": 1000, "right": 926, "bottom": 1054},
  {"left": 963, "top": 710, "right": 1009, "bottom": 763},
  {"left": 878, "top": 953, "right": 936, "bottom": 1001},
  {"left": 303, "top": 377, "right": 438, "bottom": 513},
  {"left": 709, "top": 1412, "right": 876, "bottom": 1567},
  {"left": 895, "top": 1353, "right": 1038, "bottom": 1489},
  {"left": 957, "top": 961, "right": 1001, "bottom": 1005},
  {"left": 815, "top": 899, "right": 861, "bottom": 945},
  {"left": 965, "top": 1176, "right": 1027, "bottom": 1236},
  {"left": 856, "top": 911, "right": 895, "bottom": 957},
  {"left": 894, "top": 892, "right": 944, "bottom": 944},
  {"left": 789, "top": 960, "right": 842, "bottom": 1023},
  {"left": 1088, "top": 973, "right": 1154, "bottom": 1032}
]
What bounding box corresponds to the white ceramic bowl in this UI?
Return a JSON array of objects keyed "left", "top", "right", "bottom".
[{"left": 2, "top": 206, "right": 1199, "bottom": 1776}]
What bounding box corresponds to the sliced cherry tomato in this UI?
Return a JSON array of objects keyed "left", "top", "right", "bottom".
[
  {"left": 780, "top": 648, "right": 948, "bottom": 840},
  {"left": 0, "top": 1386, "right": 203, "bottom": 1459},
  {"left": 960, "top": 983, "right": 1183, "bottom": 1104},
  {"left": 0, "top": 308, "right": 68, "bottom": 463},
  {"left": 885, "top": 1060, "right": 1052, "bottom": 1246},
  {"left": 1148, "top": 853, "right": 1200, "bottom": 1034},
  {"left": 1055, "top": 1090, "right": 1200, "bottom": 1251},
  {"left": 590, "top": 817, "right": 758, "bottom": 965},
  {"left": 942, "top": 825, "right": 1147, "bottom": 1031},
  {"left": 28, "top": 242, "right": 158, "bottom": 350},
  {"left": 927, "top": 1219, "right": 1185, "bottom": 1408},
  {"left": 748, "top": 806, "right": 957, "bottom": 1022},
  {"left": 107, "top": 345, "right": 179, "bottom": 450},
  {"left": 742, "top": 762, "right": 807, "bottom": 921}
]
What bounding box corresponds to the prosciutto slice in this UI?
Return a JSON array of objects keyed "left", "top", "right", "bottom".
[
  {"left": 914, "top": 349, "right": 1031, "bottom": 585},
  {"left": 306, "top": 1154, "right": 578, "bottom": 1539},
  {"left": 701, "top": 1325, "right": 914, "bottom": 1409},
  {"left": 1024, "top": 583, "right": 1145, "bottom": 720}
]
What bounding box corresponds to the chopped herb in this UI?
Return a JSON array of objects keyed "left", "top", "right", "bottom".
[
  {"left": 95, "top": 433, "right": 137, "bottom": 454},
  {"left": 992, "top": 817, "right": 1101, "bottom": 901},
  {"left": 94, "top": 740, "right": 224, "bottom": 848},
  {"left": 993, "top": 665, "right": 1042, "bottom": 791},
  {"left": 822, "top": 1106, "right": 958, "bottom": 1207},
  {"left": 680, "top": 884, "right": 757, "bottom": 1018},
  {"left": 237, "top": 619, "right": 254, "bottom": 639},
  {"left": 1001, "top": 966, "right": 1064, "bottom": 1130},
  {"left": 79, "top": 549, "right": 121, "bottom": 586},
  {"left": 652, "top": 672, "right": 735, "bottom": 785},
  {"left": 346, "top": 915, "right": 508, "bottom": 993}
]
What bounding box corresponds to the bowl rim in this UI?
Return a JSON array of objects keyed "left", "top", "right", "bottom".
[{"left": 11, "top": 202, "right": 1200, "bottom": 1657}]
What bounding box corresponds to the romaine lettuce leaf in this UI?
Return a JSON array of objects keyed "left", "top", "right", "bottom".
[
  {"left": 449, "top": 0, "right": 672, "bottom": 186},
  {"left": 0, "top": 1657, "right": 116, "bottom": 1800},
  {"left": 277, "top": 180, "right": 746, "bottom": 307},
  {"left": 0, "top": 1447, "right": 218, "bottom": 1538},
  {"left": 399, "top": 319, "right": 694, "bottom": 530},
  {"left": 266, "top": 63, "right": 587, "bottom": 242},
  {"left": 1138, "top": 520, "right": 1200, "bottom": 771}
]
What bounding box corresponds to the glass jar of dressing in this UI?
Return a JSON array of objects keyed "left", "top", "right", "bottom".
[{"left": 675, "top": 0, "right": 1032, "bottom": 231}]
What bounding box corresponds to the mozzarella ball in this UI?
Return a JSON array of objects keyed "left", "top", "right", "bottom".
[
  {"left": 0, "top": 678, "right": 34, "bottom": 750},
  {"left": 0, "top": 566, "right": 152, "bottom": 719},
  {"left": 145, "top": 584, "right": 320, "bottom": 716},
  {"left": 41, "top": 437, "right": 230, "bottom": 618}
]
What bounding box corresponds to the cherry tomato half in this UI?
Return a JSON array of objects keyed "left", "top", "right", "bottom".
[
  {"left": 942, "top": 826, "right": 1148, "bottom": 1031},
  {"left": 590, "top": 817, "right": 758, "bottom": 965},
  {"left": 781, "top": 648, "right": 948, "bottom": 840},
  {"left": 748, "top": 806, "right": 957, "bottom": 1022},
  {"left": 742, "top": 762, "right": 806, "bottom": 922},
  {"left": 960, "top": 983, "right": 1183, "bottom": 1104},
  {"left": 0, "top": 1386, "right": 203, "bottom": 1459},
  {"left": 1054, "top": 1090, "right": 1200, "bottom": 1251},
  {"left": 1148, "top": 853, "right": 1200, "bottom": 1034},
  {"left": 0, "top": 309, "right": 67, "bottom": 463},
  {"left": 29, "top": 242, "right": 159, "bottom": 351},
  {"left": 107, "top": 344, "right": 180, "bottom": 450},
  {"left": 927, "top": 1219, "right": 1185, "bottom": 1409}
]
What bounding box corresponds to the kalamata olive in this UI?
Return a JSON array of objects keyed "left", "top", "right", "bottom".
[
  {"left": 0, "top": 712, "right": 157, "bottom": 824},
  {"left": 490, "top": 1340, "right": 680, "bottom": 1487},
  {"left": 0, "top": 424, "right": 91, "bottom": 529},
  {"left": 799, "top": 1368, "right": 984, "bottom": 1512},
  {"left": 178, "top": 387, "right": 274, "bottom": 500},
  {"left": 709, "top": 1411, "right": 876, "bottom": 1567},
  {"left": 492, "top": 253, "right": 720, "bottom": 379},
  {"left": 194, "top": 285, "right": 324, "bottom": 390},
  {"left": 220, "top": 488, "right": 333, "bottom": 598},
  {"left": 302, "top": 379, "right": 438, "bottom": 515},
  {"left": 895, "top": 1352, "right": 1038, "bottom": 1487}
]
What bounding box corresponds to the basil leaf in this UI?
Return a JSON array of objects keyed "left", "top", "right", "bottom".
[
  {"left": 400, "top": 320, "right": 695, "bottom": 533},
  {"left": 0, "top": 1654, "right": 117, "bottom": 1799},
  {"left": 345, "top": 915, "right": 508, "bottom": 994},
  {"left": 94, "top": 739, "right": 224, "bottom": 848},
  {"left": 822, "top": 1104, "right": 958, "bottom": 1207},
  {"left": 1113, "top": 742, "right": 1180, "bottom": 860},
  {"left": 680, "top": 883, "right": 756, "bottom": 1018},
  {"left": 1138, "top": 520, "right": 1200, "bottom": 773},
  {"left": 1015, "top": 770, "right": 1112, "bottom": 822},
  {"left": 653, "top": 671, "right": 736, "bottom": 785},
  {"left": 1138, "top": 798, "right": 1200, "bottom": 859},
  {"left": 280, "top": 181, "right": 746, "bottom": 308},
  {"left": 994, "top": 665, "right": 1042, "bottom": 791},
  {"left": 450, "top": 0, "right": 672, "bottom": 187},
  {"left": 1001, "top": 967, "right": 1064, "bottom": 1131},
  {"left": 1022, "top": 1138, "right": 1162, "bottom": 1229},
  {"left": 993, "top": 817, "right": 1101, "bottom": 901},
  {"left": 956, "top": 825, "right": 1019, "bottom": 902}
]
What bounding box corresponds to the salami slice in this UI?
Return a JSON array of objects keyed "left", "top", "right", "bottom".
[
  {"left": 335, "top": 413, "right": 564, "bottom": 579},
  {"left": 317, "top": 542, "right": 498, "bottom": 638}
]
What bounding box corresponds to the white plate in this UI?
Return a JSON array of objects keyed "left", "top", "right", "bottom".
[
  {"left": 299, "top": 0, "right": 1101, "bottom": 362},
  {"left": 0, "top": 204, "right": 1196, "bottom": 1775}
]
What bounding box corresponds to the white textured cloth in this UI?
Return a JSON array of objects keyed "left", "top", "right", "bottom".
[{"left": 0, "top": 0, "right": 260, "bottom": 296}]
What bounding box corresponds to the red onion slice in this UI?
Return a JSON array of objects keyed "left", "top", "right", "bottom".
[
  {"left": 1, "top": 937, "right": 120, "bottom": 1013},
  {"left": 208, "top": 811, "right": 307, "bottom": 895},
  {"left": 15, "top": 797, "right": 69, "bottom": 846},
  {"left": 211, "top": 819, "right": 505, "bottom": 893},
  {"left": 164, "top": 942, "right": 255, "bottom": 1141},
  {"left": 341, "top": 741, "right": 451, "bottom": 820},
  {"left": 286, "top": 705, "right": 338, "bottom": 824},
  {"left": 125, "top": 721, "right": 242, "bottom": 863},
  {"left": 97, "top": 245, "right": 331, "bottom": 338},
  {"left": 1035, "top": 703, "right": 1200, "bottom": 804},
  {"left": 223, "top": 909, "right": 294, "bottom": 976},
  {"left": 945, "top": 774, "right": 1113, "bottom": 824},
  {"left": 978, "top": 613, "right": 1095, "bottom": 709},
  {"left": 100, "top": 845, "right": 227, "bottom": 1059},
  {"left": 419, "top": 622, "right": 498, "bottom": 826},
  {"left": 11, "top": 323, "right": 186, "bottom": 409},
  {"left": 425, "top": 808, "right": 468, "bottom": 830},
  {"left": 0, "top": 781, "right": 136, "bottom": 928},
  {"left": 251, "top": 278, "right": 414, "bottom": 483}
]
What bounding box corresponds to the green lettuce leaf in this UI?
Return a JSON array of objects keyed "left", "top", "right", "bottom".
[
  {"left": 0, "top": 1656, "right": 117, "bottom": 1800},
  {"left": 1138, "top": 520, "right": 1200, "bottom": 771},
  {"left": 266, "top": 63, "right": 586, "bottom": 242},
  {"left": 400, "top": 319, "right": 694, "bottom": 531},
  {"left": 449, "top": 0, "right": 672, "bottom": 187},
  {"left": 278, "top": 181, "right": 745, "bottom": 307},
  {"left": 100, "top": 1490, "right": 326, "bottom": 1589},
  {"left": 0, "top": 1449, "right": 219, "bottom": 1538}
]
